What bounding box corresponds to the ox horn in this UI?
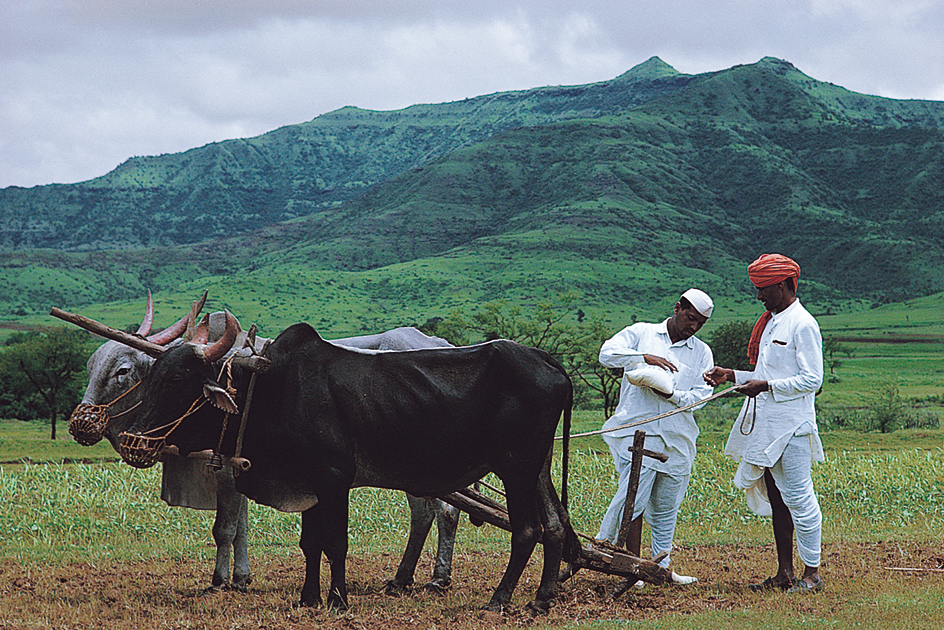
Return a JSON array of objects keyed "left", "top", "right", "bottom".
[
  {"left": 194, "top": 310, "right": 238, "bottom": 364},
  {"left": 184, "top": 291, "right": 210, "bottom": 342},
  {"left": 50, "top": 307, "right": 167, "bottom": 358},
  {"left": 147, "top": 290, "right": 208, "bottom": 345},
  {"left": 192, "top": 314, "right": 211, "bottom": 345},
  {"left": 135, "top": 290, "right": 154, "bottom": 337}
]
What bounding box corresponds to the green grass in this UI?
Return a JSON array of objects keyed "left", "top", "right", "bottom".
[
  {"left": 0, "top": 418, "right": 118, "bottom": 463},
  {"left": 2, "top": 419, "right": 941, "bottom": 564},
  {"left": 2, "top": 414, "right": 942, "bottom": 630}
]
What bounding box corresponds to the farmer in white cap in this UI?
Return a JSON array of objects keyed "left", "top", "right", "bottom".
[{"left": 595, "top": 288, "right": 715, "bottom": 585}]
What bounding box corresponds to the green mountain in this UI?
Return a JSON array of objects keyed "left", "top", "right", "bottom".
[
  {"left": 232, "top": 57, "right": 944, "bottom": 299},
  {"left": 1, "top": 57, "right": 943, "bottom": 332},
  {"left": 0, "top": 56, "right": 692, "bottom": 251}
]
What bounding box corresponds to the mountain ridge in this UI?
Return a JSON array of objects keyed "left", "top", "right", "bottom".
[{"left": 0, "top": 56, "right": 696, "bottom": 251}]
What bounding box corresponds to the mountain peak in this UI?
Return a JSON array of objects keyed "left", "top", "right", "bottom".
[{"left": 613, "top": 56, "right": 681, "bottom": 83}]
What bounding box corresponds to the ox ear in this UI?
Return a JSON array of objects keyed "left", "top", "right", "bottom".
[{"left": 203, "top": 383, "right": 239, "bottom": 415}]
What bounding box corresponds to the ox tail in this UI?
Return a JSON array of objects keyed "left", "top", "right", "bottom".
[
  {"left": 560, "top": 387, "right": 572, "bottom": 511},
  {"left": 560, "top": 388, "right": 581, "bottom": 564}
]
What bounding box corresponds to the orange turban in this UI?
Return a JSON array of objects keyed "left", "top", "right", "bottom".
[
  {"left": 747, "top": 253, "right": 800, "bottom": 289},
  {"left": 746, "top": 254, "right": 800, "bottom": 364}
]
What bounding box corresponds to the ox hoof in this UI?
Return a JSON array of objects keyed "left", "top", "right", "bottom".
[
  {"left": 422, "top": 579, "right": 450, "bottom": 595},
  {"left": 201, "top": 584, "right": 225, "bottom": 596},
  {"left": 383, "top": 580, "right": 411, "bottom": 597},
  {"left": 525, "top": 599, "right": 552, "bottom": 616},
  {"left": 326, "top": 596, "right": 349, "bottom": 611},
  {"left": 228, "top": 577, "right": 252, "bottom": 593}
]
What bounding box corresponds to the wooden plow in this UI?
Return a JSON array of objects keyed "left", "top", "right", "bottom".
[{"left": 437, "top": 429, "right": 673, "bottom": 595}]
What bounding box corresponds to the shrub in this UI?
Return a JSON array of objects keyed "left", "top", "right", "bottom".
[
  {"left": 866, "top": 381, "right": 908, "bottom": 433},
  {"left": 708, "top": 320, "right": 754, "bottom": 371}
]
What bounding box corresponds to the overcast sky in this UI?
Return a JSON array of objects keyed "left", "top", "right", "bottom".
[{"left": 2, "top": 0, "right": 943, "bottom": 189}]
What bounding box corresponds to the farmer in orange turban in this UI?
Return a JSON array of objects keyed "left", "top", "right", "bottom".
[
  {"left": 703, "top": 254, "right": 825, "bottom": 594},
  {"left": 746, "top": 254, "right": 802, "bottom": 365}
]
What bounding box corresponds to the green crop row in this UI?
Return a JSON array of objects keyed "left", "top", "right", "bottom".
[{"left": 2, "top": 440, "right": 940, "bottom": 564}]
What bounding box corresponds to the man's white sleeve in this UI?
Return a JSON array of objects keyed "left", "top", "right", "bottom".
[
  {"left": 668, "top": 346, "right": 715, "bottom": 409},
  {"left": 598, "top": 326, "right": 646, "bottom": 368}
]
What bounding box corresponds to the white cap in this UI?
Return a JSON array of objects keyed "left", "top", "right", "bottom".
[{"left": 681, "top": 288, "right": 713, "bottom": 317}]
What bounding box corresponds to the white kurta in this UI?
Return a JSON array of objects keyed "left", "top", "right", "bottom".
[
  {"left": 595, "top": 320, "right": 714, "bottom": 563},
  {"left": 725, "top": 299, "right": 825, "bottom": 469}
]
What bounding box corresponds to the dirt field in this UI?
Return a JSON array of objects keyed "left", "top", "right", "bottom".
[{"left": 1, "top": 541, "right": 942, "bottom": 629}]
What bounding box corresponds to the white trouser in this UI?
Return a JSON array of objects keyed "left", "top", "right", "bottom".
[
  {"left": 769, "top": 435, "right": 823, "bottom": 568},
  {"left": 596, "top": 464, "right": 690, "bottom": 568}
]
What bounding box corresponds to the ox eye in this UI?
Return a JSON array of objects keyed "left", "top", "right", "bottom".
[{"left": 114, "top": 367, "right": 131, "bottom": 379}]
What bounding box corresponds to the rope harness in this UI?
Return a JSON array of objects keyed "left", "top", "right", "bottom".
[
  {"left": 118, "top": 354, "right": 240, "bottom": 469},
  {"left": 68, "top": 380, "right": 143, "bottom": 446}
]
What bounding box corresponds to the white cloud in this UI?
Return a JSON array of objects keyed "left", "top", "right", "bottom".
[{"left": 1, "top": 1, "right": 943, "bottom": 187}]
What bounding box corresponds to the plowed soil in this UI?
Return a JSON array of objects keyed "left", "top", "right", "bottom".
[{"left": 1, "top": 541, "right": 942, "bottom": 629}]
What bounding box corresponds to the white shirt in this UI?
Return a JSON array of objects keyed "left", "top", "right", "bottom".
[
  {"left": 599, "top": 320, "right": 715, "bottom": 476},
  {"left": 725, "top": 299, "right": 825, "bottom": 467}
]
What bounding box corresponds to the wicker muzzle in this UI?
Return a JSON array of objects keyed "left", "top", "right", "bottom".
[
  {"left": 118, "top": 432, "right": 166, "bottom": 469},
  {"left": 68, "top": 404, "right": 110, "bottom": 446}
]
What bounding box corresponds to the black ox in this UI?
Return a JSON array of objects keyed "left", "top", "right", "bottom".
[
  {"left": 70, "top": 293, "right": 462, "bottom": 594},
  {"left": 119, "top": 311, "right": 578, "bottom": 612}
]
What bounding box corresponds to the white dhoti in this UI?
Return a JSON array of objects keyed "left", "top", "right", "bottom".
[
  {"left": 734, "top": 434, "right": 823, "bottom": 568},
  {"left": 596, "top": 463, "right": 691, "bottom": 568}
]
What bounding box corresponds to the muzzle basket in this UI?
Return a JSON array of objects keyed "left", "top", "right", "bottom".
[
  {"left": 68, "top": 404, "right": 110, "bottom": 446},
  {"left": 118, "top": 432, "right": 166, "bottom": 469}
]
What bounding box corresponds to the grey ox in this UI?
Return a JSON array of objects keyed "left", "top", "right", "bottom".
[{"left": 71, "top": 293, "right": 460, "bottom": 594}]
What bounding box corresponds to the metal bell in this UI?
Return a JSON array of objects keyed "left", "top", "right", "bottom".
[{"left": 207, "top": 451, "right": 224, "bottom": 471}]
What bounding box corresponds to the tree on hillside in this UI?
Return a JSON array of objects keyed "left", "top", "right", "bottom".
[
  {"left": 0, "top": 328, "right": 89, "bottom": 439},
  {"left": 564, "top": 316, "right": 623, "bottom": 418},
  {"left": 866, "top": 381, "right": 907, "bottom": 434},
  {"left": 708, "top": 320, "right": 754, "bottom": 372}
]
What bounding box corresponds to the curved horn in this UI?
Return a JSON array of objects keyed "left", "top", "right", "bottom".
[
  {"left": 192, "top": 314, "right": 211, "bottom": 345},
  {"left": 135, "top": 290, "right": 154, "bottom": 337},
  {"left": 147, "top": 290, "right": 208, "bottom": 345},
  {"left": 195, "top": 310, "right": 238, "bottom": 364},
  {"left": 184, "top": 291, "right": 208, "bottom": 342}
]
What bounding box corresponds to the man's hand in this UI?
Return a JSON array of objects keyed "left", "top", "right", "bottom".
[
  {"left": 738, "top": 379, "right": 769, "bottom": 398},
  {"left": 703, "top": 366, "right": 733, "bottom": 386},
  {"left": 644, "top": 354, "right": 678, "bottom": 373}
]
